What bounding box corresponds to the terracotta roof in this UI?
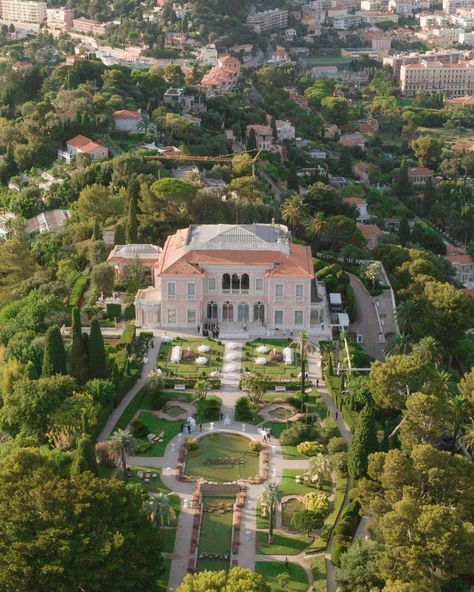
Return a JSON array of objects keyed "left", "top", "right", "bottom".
[
  {"left": 66, "top": 135, "right": 106, "bottom": 154},
  {"left": 358, "top": 224, "right": 387, "bottom": 239},
  {"left": 445, "top": 253, "right": 473, "bottom": 265},
  {"left": 465, "top": 287, "right": 474, "bottom": 298},
  {"left": 113, "top": 109, "right": 141, "bottom": 119},
  {"left": 445, "top": 95, "right": 474, "bottom": 106},
  {"left": 408, "top": 166, "right": 433, "bottom": 176},
  {"left": 248, "top": 124, "right": 272, "bottom": 136},
  {"left": 344, "top": 196, "right": 366, "bottom": 205},
  {"left": 155, "top": 228, "right": 314, "bottom": 279}
]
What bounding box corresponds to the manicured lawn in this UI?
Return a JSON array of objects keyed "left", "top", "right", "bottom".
[
  {"left": 310, "top": 555, "right": 327, "bottom": 592},
  {"left": 241, "top": 339, "right": 300, "bottom": 380},
  {"left": 303, "top": 55, "right": 352, "bottom": 65},
  {"left": 157, "top": 337, "right": 224, "bottom": 378},
  {"left": 255, "top": 561, "right": 309, "bottom": 592},
  {"left": 136, "top": 411, "right": 182, "bottom": 456},
  {"left": 185, "top": 433, "right": 260, "bottom": 482},
  {"left": 281, "top": 469, "right": 332, "bottom": 497},
  {"left": 157, "top": 558, "right": 171, "bottom": 592},
  {"left": 196, "top": 496, "right": 234, "bottom": 572},
  {"left": 256, "top": 531, "right": 312, "bottom": 555},
  {"left": 306, "top": 536, "right": 327, "bottom": 552},
  {"left": 260, "top": 421, "right": 309, "bottom": 460},
  {"left": 128, "top": 466, "right": 169, "bottom": 493},
  {"left": 160, "top": 527, "right": 177, "bottom": 553}
]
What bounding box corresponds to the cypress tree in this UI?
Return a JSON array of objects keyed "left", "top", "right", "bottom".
[
  {"left": 398, "top": 215, "right": 411, "bottom": 246},
  {"left": 89, "top": 319, "right": 107, "bottom": 379},
  {"left": 287, "top": 162, "right": 299, "bottom": 192},
  {"left": 71, "top": 437, "right": 98, "bottom": 476},
  {"left": 92, "top": 219, "right": 103, "bottom": 240},
  {"left": 422, "top": 176, "right": 434, "bottom": 217},
  {"left": 246, "top": 127, "right": 257, "bottom": 151},
  {"left": 347, "top": 404, "right": 378, "bottom": 480},
  {"left": 42, "top": 326, "right": 67, "bottom": 377},
  {"left": 70, "top": 307, "right": 89, "bottom": 385},
  {"left": 126, "top": 179, "right": 139, "bottom": 244},
  {"left": 338, "top": 147, "right": 352, "bottom": 177},
  {"left": 396, "top": 159, "right": 410, "bottom": 200},
  {"left": 114, "top": 221, "right": 126, "bottom": 245},
  {"left": 271, "top": 116, "right": 278, "bottom": 141}
]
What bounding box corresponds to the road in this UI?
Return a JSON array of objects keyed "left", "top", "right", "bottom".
[{"left": 348, "top": 273, "right": 385, "bottom": 360}]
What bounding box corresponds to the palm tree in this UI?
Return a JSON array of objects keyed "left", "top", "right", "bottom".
[
  {"left": 411, "top": 336, "right": 441, "bottom": 367},
  {"left": 307, "top": 453, "right": 331, "bottom": 486},
  {"left": 260, "top": 483, "right": 282, "bottom": 544},
  {"left": 306, "top": 212, "right": 326, "bottom": 249},
  {"left": 291, "top": 331, "right": 317, "bottom": 395},
  {"left": 148, "top": 493, "right": 176, "bottom": 528},
  {"left": 461, "top": 420, "right": 474, "bottom": 454},
  {"left": 281, "top": 195, "right": 307, "bottom": 233},
  {"left": 395, "top": 300, "right": 419, "bottom": 334},
  {"left": 384, "top": 332, "right": 413, "bottom": 356},
  {"left": 107, "top": 429, "right": 136, "bottom": 481}
]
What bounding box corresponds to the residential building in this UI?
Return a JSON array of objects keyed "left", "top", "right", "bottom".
[
  {"left": 332, "top": 13, "right": 362, "bottom": 29},
  {"left": 389, "top": 0, "right": 429, "bottom": 15},
  {"left": 164, "top": 31, "right": 186, "bottom": 49},
  {"left": 360, "top": 0, "right": 389, "bottom": 11},
  {"left": 58, "top": 135, "right": 108, "bottom": 163},
  {"left": 408, "top": 166, "right": 434, "bottom": 183},
  {"left": 46, "top": 7, "right": 73, "bottom": 30},
  {"left": 275, "top": 119, "right": 296, "bottom": 141},
  {"left": 200, "top": 44, "right": 218, "bottom": 66},
  {"left": 340, "top": 132, "right": 366, "bottom": 149},
  {"left": 270, "top": 46, "right": 291, "bottom": 63},
  {"left": 361, "top": 11, "right": 399, "bottom": 25},
  {"left": 135, "top": 223, "right": 330, "bottom": 337},
  {"left": 112, "top": 109, "right": 144, "bottom": 132},
  {"left": 200, "top": 59, "right": 240, "bottom": 98},
  {"left": 445, "top": 245, "right": 474, "bottom": 286},
  {"left": 384, "top": 49, "right": 466, "bottom": 76},
  {"left": 344, "top": 196, "right": 370, "bottom": 221},
  {"left": 107, "top": 244, "right": 162, "bottom": 282},
  {"left": 72, "top": 17, "right": 106, "bottom": 35},
  {"left": 400, "top": 60, "right": 474, "bottom": 96},
  {"left": 362, "top": 30, "right": 392, "bottom": 50},
  {"left": 26, "top": 209, "right": 70, "bottom": 234},
  {"left": 246, "top": 8, "right": 289, "bottom": 32},
  {"left": 445, "top": 95, "right": 474, "bottom": 109},
  {"left": 357, "top": 223, "right": 389, "bottom": 249},
  {"left": 443, "top": 0, "right": 474, "bottom": 14},
  {"left": 0, "top": 0, "right": 46, "bottom": 24},
  {"left": 246, "top": 124, "right": 273, "bottom": 150}
]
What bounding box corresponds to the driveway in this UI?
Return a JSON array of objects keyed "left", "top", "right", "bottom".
[{"left": 348, "top": 273, "right": 385, "bottom": 361}]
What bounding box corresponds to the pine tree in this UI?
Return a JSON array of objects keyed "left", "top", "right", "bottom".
[
  {"left": 246, "top": 128, "right": 257, "bottom": 151},
  {"left": 347, "top": 404, "right": 378, "bottom": 480},
  {"left": 89, "top": 319, "right": 107, "bottom": 379},
  {"left": 70, "top": 437, "right": 98, "bottom": 476},
  {"left": 92, "top": 219, "right": 103, "bottom": 241},
  {"left": 69, "top": 307, "right": 89, "bottom": 385},
  {"left": 287, "top": 162, "right": 299, "bottom": 192},
  {"left": 126, "top": 179, "right": 139, "bottom": 243},
  {"left": 398, "top": 215, "right": 411, "bottom": 246},
  {"left": 42, "top": 326, "right": 67, "bottom": 377},
  {"left": 114, "top": 222, "right": 126, "bottom": 245}
]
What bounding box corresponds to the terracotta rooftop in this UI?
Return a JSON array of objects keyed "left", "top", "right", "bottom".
[
  {"left": 66, "top": 135, "right": 106, "bottom": 153},
  {"left": 113, "top": 110, "right": 141, "bottom": 119},
  {"left": 358, "top": 224, "right": 387, "bottom": 239},
  {"left": 344, "top": 196, "right": 366, "bottom": 205},
  {"left": 408, "top": 166, "right": 434, "bottom": 176}
]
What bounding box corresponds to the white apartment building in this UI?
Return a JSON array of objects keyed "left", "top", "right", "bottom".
[
  {"left": 200, "top": 44, "right": 218, "bottom": 66},
  {"left": 389, "top": 0, "right": 430, "bottom": 15},
  {"left": 384, "top": 49, "right": 466, "bottom": 75},
  {"left": 400, "top": 59, "right": 474, "bottom": 96},
  {"left": 0, "top": 0, "right": 46, "bottom": 24},
  {"left": 246, "top": 9, "right": 288, "bottom": 32},
  {"left": 360, "top": 0, "right": 389, "bottom": 11},
  {"left": 46, "top": 7, "right": 74, "bottom": 31},
  {"left": 443, "top": 0, "right": 474, "bottom": 13}
]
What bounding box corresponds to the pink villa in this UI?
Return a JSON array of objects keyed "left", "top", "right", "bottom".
[{"left": 135, "top": 224, "right": 330, "bottom": 338}]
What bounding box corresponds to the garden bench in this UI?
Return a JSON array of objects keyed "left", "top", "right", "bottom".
[
  {"left": 275, "top": 385, "right": 287, "bottom": 392},
  {"left": 175, "top": 384, "right": 186, "bottom": 391}
]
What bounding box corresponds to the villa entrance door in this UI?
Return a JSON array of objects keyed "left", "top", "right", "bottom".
[
  {"left": 222, "top": 301, "right": 234, "bottom": 322},
  {"left": 237, "top": 302, "right": 250, "bottom": 323},
  {"left": 254, "top": 302, "right": 265, "bottom": 324}
]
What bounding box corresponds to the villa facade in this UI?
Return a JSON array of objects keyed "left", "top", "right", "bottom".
[{"left": 135, "top": 224, "right": 330, "bottom": 337}]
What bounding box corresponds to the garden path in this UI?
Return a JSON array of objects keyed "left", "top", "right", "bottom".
[{"left": 97, "top": 336, "right": 162, "bottom": 442}]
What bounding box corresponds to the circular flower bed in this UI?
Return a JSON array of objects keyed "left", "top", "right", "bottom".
[
  {"left": 256, "top": 345, "right": 269, "bottom": 354},
  {"left": 255, "top": 357, "right": 267, "bottom": 365},
  {"left": 197, "top": 344, "right": 210, "bottom": 353},
  {"left": 196, "top": 356, "right": 208, "bottom": 365}
]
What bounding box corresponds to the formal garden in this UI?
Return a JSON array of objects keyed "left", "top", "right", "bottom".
[
  {"left": 241, "top": 338, "right": 303, "bottom": 385},
  {"left": 157, "top": 336, "right": 225, "bottom": 381}
]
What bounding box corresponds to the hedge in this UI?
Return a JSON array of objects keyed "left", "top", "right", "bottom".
[
  {"left": 69, "top": 275, "right": 89, "bottom": 308},
  {"left": 107, "top": 303, "right": 122, "bottom": 320},
  {"left": 119, "top": 322, "right": 136, "bottom": 350},
  {"left": 114, "top": 349, "right": 129, "bottom": 376},
  {"left": 124, "top": 303, "right": 135, "bottom": 320},
  {"left": 162, "top": 377, "right": 221, "bottom": 390},
  {"left": 330, "top": 534, "right": 351, "bottom": 566}
]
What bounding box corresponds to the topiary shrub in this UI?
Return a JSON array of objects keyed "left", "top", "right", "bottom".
[
  {"left": 331, "top": 534, "right": 351, "bottom": 566},
  {"left": 131, "top": 418, "right": 148, "bottom": 439},
  {"left": 297, "top": 441, "right": 324, "bottom": 456},
  {"left": 235, "top": 396, "right": 255, "bottom": 421},
  {"left": 280, "top": 423, "right": 318, "bottom": 446}
]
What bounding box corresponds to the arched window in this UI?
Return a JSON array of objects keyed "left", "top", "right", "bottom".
[
  {"left": 238, "top": 302, "right": 250, "bottom": 322},
  {"left": 222, "top": 301, "right": 234, "bottom": 322},
  {"left": 231, "top": 273, "right": 240, "bottom": 292},
  {"left": 253, "top": 302, "right": 265, "bottom": 323},
  {"left": 241, "top": 273, "right": 249, "bottom": 291},
  {"left": 207, "top": 301, "right": 218, "bottom": 320},
  {"left": 222, "top": 273, "right": 230, "bottom": 291}
]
